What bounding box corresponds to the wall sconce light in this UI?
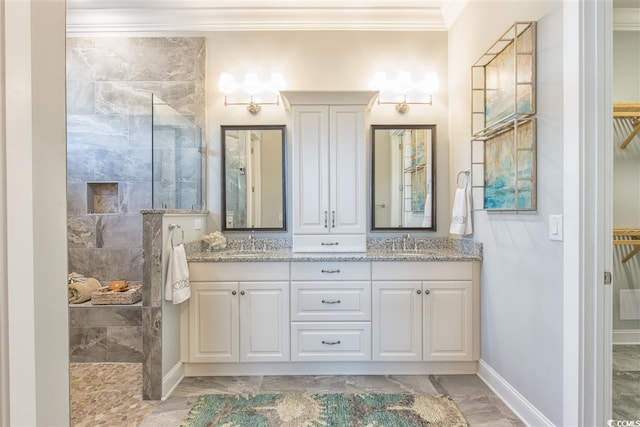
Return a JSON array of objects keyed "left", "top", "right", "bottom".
[
  {"left": 369, "top": 71, "right": 439, "bottom": 114},
  {"left": 218, "top": 72, "right": 286, "bottom": 115}
]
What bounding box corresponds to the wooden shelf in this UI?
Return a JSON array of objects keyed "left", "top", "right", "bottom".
[
  {"left": 613, "top": 103, "right": 640, "bottom": 149},
  {"left": 613, "top": 228, "right": 640, "bottom": 263}
]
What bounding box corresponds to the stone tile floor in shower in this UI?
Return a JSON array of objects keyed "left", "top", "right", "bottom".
[{"left": 71, "top": 363, "right": 524, "bottom": 426}]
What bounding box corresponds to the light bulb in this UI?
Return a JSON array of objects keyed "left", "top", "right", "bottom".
[{"left": 218, "top": 73, "right": 236, "bottom": 94}]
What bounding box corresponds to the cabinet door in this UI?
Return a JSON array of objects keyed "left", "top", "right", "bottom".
[
  {"left": 239, "top": 282, "right": 290, "bottom": 362},
  {"left": 372, "top": 281, "right": 422, "bottom": 361},
  {"left": 293, "top": 105, "right": 330, "bottom": 234},
  {"left": 329, "top": 105, "right": 366, "bottom": 234},
  {"left": 189, "top": 282, "right": 239, "bottom": 363},
  {"left": 423, "top": 281, "right": 473, "bottom": 361}
]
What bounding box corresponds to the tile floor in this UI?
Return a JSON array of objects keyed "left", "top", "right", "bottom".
[
  {"left": 71, "top": 346, "right": 640, "bottom": 427},
  {"left": 612, "top": 344, "right": 640, "bottom": 421},
  {"left": 140, "top": 374, "right": 524, "bottom": 427},
  {"left": 70, "top": 363, "right": 524, "bottom": 426}
]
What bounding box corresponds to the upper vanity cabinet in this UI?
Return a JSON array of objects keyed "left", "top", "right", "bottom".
[
  {"left": 284, "top": 90, "right": 376, "bottom": 252},
  {"left": 291, "top": 104, "right": 367, "bottom": 252},
  {"left": 371, "top": 125, "right": 436, "bottom": 231},
  {"left": 221, "top": 125, "right": 286, "bottom": 231}
]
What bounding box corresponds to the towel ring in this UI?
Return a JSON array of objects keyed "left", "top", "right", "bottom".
[
  {"left": 456, "top": 170, "right": 470, "bottom": 190},
  {"left": 168, "top": 224, "right": 184, "bottom": 249}
]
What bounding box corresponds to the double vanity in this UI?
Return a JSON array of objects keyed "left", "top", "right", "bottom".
[
  {"left": 178, "top": 91, "right": 480, "bottom": 378},
  {"left": 180, "top": 240, "right": 481, "bottom": 376}
]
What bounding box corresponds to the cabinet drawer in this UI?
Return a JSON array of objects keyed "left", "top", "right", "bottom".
[
  {"left": 189, "top": 262, "right": 289, "bottom": 282},
  {"left": 292, "top": 235, "right": 366, "bottom": 252},
  {"left": 371, "top": 262, "right": 473, "bottom": 281},
  {"left": 291, "top": 322, "right": 371, "bottom": 361},
  {"left": 291, "top": 261, "right": 370, "bottom": 280},
  {"left": 291, "top": 282, "right": 371, "bottom": 321}
]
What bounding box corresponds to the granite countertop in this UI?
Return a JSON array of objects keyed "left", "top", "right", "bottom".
[{"left": 187, "top": 247, "right": 482, "bottom": 263}]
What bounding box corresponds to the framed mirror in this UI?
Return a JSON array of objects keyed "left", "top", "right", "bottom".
[
  {"left": 371, "top": 125, "right": 436, "bottom": 231},
  {"left": 222, "top": 125, "right": 286, "bottom": 231}
]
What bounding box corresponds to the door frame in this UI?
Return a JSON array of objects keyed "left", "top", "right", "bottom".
[{"left": 563, "top": 0, "right": 613, "bottom": 425}]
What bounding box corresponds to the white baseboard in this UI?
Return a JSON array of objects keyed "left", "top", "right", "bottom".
[
  {"left": 478, "top": 359, "right": 554, "bottom": 427},
  {"left": 613, "top": 329, "right": 640, "bottom": 345},
  {"left": 162, "top": 361, "right": 184, "bottom": 400}
]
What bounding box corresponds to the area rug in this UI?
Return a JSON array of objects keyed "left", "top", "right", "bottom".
[{"left": 181, "top": 393, "right": 469, "bottom": 427}]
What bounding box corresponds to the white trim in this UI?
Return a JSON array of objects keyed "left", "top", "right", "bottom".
[
  {"left": 613, "top": 8, "right": 640, "bottom": 31},
  {"left": 162, "top": 361, "right": 185, "bottom": 401},
  {"left": 477, "top": 360, "right": 553, "bottom": 427},
  {"left": 184, "top": 361, "right": 478, "bottom": 377},
  {"left": 65, "top": 7, "right": 448, "bottom": 33},
  {"left": 612, "top": 330, "right": 640, "bottom": 345},
  {"left": 0, "top": 0, "right": 9, "bottom": 422}
]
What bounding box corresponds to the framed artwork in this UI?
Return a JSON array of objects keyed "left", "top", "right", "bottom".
[
  {"left": 471, "top": 118, "right": 536, "bottom": 211},
  {"left": 471, "top": 22, "right": 536, "bottom": 137}
]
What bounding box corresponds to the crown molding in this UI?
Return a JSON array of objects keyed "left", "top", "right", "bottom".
[
  {"left": 614, "top": 8, "right": 640, "bottom": 30},
  {"left": 66, "top": 2, "right": 448, "bottom": 32}
]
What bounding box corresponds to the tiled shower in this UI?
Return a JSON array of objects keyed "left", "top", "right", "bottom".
[{"left": 66, "top": 37, "right": 206, "bottom": 362}]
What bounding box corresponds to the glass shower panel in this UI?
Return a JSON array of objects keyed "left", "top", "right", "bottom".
[{"left": 152, "top": 95, "right": 204, "bottom": 210}]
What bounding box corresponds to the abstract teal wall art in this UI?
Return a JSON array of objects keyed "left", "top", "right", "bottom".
[{"left": 483, "top": 119, "right": 536, "bottom": 210}]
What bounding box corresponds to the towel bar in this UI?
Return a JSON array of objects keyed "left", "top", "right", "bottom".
[{"left": 168, "top": 223, "right": 185, "bottom": 248}]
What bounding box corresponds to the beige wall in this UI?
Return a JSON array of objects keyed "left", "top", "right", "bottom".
[{"left": 205, "top": 31, "right": 449, "bottom": 235}]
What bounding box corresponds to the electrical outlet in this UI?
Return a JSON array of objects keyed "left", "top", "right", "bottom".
[{"left": 194, "top": 219, "right": 202, "bottom": 230}]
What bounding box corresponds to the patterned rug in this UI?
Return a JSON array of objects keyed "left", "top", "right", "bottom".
[{"left": 181, "top": 393, "right": 469, "bottom": 427}]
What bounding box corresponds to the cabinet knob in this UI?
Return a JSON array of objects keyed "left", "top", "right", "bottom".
[
  {"left": 424, "top": 289, "right": 430, "bottom": 295},
  {"left": 416, "top": 289, "right": 422, "bottom": 295},
  {"left": 232, "top": 290, "right": 237, "bottom": 296},
  {"left": 240, "top": 290, "right": 245, "bottom": 296}
]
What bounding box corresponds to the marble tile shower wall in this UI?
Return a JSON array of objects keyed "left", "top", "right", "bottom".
[{"left": 66, "top": 37, "right": 206, "bottom": 285}]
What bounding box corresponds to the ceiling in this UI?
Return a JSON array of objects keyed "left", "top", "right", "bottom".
[
  {"left": 66, "top": 0, "right": 640, "bottom": 33},
  {"left": 65, "top": 0, "right": 468, "bottom": 33}
]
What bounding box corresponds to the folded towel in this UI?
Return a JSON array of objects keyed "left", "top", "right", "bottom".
[
  {"left": 165, "top": 243, "right": 191, "bottom": 304},
  {"left": 68, "top": 278, "right": 101, "bottom": 304},
  {"left": 450, "top": 187, "right": 473, "bottom": 236}
]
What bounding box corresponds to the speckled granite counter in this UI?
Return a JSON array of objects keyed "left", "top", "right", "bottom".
[{"left": 187, "top": 238, "right": 482, "bottom": 263}]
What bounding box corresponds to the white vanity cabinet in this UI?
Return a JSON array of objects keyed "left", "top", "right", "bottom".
[
  {"left": 372, "top": 262, "right": 480, "bottom": 362},
  {"left": 290, "top": 261, "right": 372, "bottom": 361},
  {"left": 186, "top": 263, "right": 290, "bottom": 363},
  {"left": 292, "top": 105, "right": 366, "bottom": 252}
]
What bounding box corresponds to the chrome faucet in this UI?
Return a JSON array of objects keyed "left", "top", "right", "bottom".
[
  {"left": 402, "top": 233, "right": 411, "bottom": 251},
  {"left": 248, "top": 230, "right": 256, "bottom": 252}
]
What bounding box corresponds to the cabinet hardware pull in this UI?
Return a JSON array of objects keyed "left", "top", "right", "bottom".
[
  {"left": 424, "top": 289, "right": 430, "bottom": 295},
  {"left": 324, "top": 211, "right": 328, "bottom": 228},
  {"left": 321, "top": 269, "right": 341, "bottom": 274},
  {"left": 332, "top": 211, "right": 336, "bottom": 228},
  {"left": 416, "top": 290, "right": 422, "bottom": 294},
  {"left": 321, "top": 340, "right": 341, "bottom": 345},
  {"left": 240, "top": 290, "right": 245, "bottom": 296},
  {"left": 232, "top": 290, "right": 237, "bottom": 295},
  {"left": 321, "top": 242, "right": 339, "bottom": 246},
  {"left": 321, "top": 299, "right": 341, "bottom": 304}
]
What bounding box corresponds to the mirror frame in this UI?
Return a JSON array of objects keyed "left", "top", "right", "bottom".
[
  {"left": 371, "top": 124, "right": 437, "bottom": 232},
  {"left": 221, "top": 125, "right": 287, "bottom": 232}
]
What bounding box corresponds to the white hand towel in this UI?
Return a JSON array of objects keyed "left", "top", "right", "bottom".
[
  {"left": 422, "top": 194, "right": 432, "bottom": 228},
  {"left": 165, "top": 244, "right": 191, "bottom": 304},
  {"left": 450, "top": 187, "right": 473, "bottom": 236}
]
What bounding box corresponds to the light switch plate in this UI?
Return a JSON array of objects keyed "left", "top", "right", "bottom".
[
  {"left": 549, "top": 215, "right": 563, "bottom": 241},
  {"left": 194, "top": 218, "right": 202, "bottom": 230}
]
